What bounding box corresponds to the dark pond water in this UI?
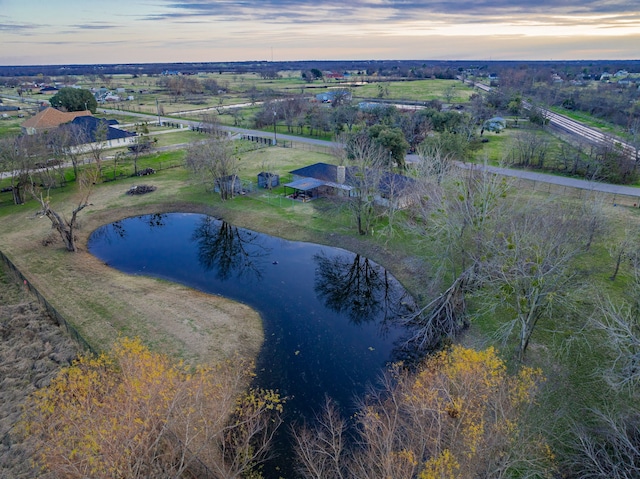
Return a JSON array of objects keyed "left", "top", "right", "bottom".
[{"left": 88, "top": 212, "right": 417, "bottom": 477}]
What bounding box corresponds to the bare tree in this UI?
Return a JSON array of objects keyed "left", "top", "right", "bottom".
[
  {"left": 580, "top": 193, "right": 610, "bottom": 251},
  {"left": 403, "top": 165, "right": 511, "bottom": 350},
  {"left": 292, "top": 397, "right": 348, "bottom": 479},
  {"left": 564, "top": 263, "right": 640, "bottom": 478},
  {"left": 607, "top": 226, "right": 639, "bottom": 281},
  {"left": 591, "top": 287, "right": 640, "bottom": 392},
  {"left": 0, "top": 134, "right": 47, "bottom": 205},
  {"left": 413, "top": 164, "right": 511, "bottom": 279},
  {"left": 48, "top": 123, "right": 86, "bottom": 181},
  {"left": 340, "top": 133, "right": 386, "bottom": 235},
  {"left": 506, "top": 131, "right": 550, "bottom": 169},
  {"left": 591, "top": 139, "right": 637, "bottom": 184},
  {"left": 474, "top": 204, "right": 585, "bottom": 360},
  {"left": 416, "top": 135, "right": 457, "bottom": 185},
  {"left": 376, "top": 171, "right": 417, "bottom": 240},
  {"left": 185, "top": 135, "right": 239, "bottom": 200},
  {"left": 228, "top": 107, "right": 244, "bottom": 127},
  {"left": 28, "top": 167, "right": 97, "bottom": 252},
  {"left": 630, "top": 116, "right": 640, "bottom": 167},
  {"left": 128, "top": 124, "right": 154, "bottom": 176},
  {"left": 197, "top": 112, "right": 220, "bottom": 135},
  {"left": 566, "top": 408, "right": 640, "bottom": 479},
  {"left": 85, "top": 120, "right": 109, "bottom": 174}
]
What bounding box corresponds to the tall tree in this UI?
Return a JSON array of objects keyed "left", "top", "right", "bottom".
[
  {"left": 341, "top": 133, "right": 386, "bottom": 235},
  {"left": 81, "top": 119, "right": 110, "bottom": 175},
  {"left": 507, "top": 131, "right": 550, "bottom": 169},
  {"left": 367, "top": 125, "right": 409, "bottom": 169},
  {"left": 185, "top": 135, "right": 239, "bottom": 200},
  {"left": 473, "top": 204, "right": 585, "bottom": 360},
  {"left": 48, "top": 123, "right": 86, "bottom": 181},
  {"left": 49, "top": 87, "right": 97, "bottom": 113}
]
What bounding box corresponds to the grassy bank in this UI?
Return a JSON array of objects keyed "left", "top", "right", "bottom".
[
  {"left": 0, "top": 145, "right": 430, "bottom": 365},
  {"left": 0, "top": 170, "right": 265, "bottom": 365}
]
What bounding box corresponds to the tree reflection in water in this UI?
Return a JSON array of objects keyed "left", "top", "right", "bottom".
[
  {"left": 143, "top": 213, "right": 166, "bottom": 228},
  {"left": 314, "top": 252, "right": 416, "bottom": 326},
  {"left": 191, "top": 216, "right": 270, "bottom": 281}
]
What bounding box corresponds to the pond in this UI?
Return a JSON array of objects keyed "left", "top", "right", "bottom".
[{"left": 88, "top": 212, "right": 418, "bottom": 477}]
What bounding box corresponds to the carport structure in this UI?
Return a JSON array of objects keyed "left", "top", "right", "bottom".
[{"left": 283, "top": 177, "right": 352, "bottom": 202}]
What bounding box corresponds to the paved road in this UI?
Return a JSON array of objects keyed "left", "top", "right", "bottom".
[{"left": 454, "top": 161, "right": 640, "bottom": 198}]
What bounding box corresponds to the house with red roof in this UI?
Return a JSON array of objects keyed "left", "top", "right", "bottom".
[{"left": 20, "top": 107, "right": 92, "bottom": 135}]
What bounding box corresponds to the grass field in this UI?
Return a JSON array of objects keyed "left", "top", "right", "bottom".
[
  {"left": 352, "top": 79, "right": 474, "bottom": 103},
  {"left": 0, "top": 115, "right": 23, "bottom": 139}
]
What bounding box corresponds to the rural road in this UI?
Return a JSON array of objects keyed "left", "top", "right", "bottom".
[{"left": 454, "top": 161, "right": 640, "bottom": 198}]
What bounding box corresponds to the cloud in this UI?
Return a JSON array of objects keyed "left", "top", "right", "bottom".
[
  {"left": 0, "top": 21, "right": 42, "bottom": 34},
  {"left": 75, "top": 23, "right": 119, "bottom": 30},
  {"left": 152, "top": 0, "right": 640, "bottom": 23}
]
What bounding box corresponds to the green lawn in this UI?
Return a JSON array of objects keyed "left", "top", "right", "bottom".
[
  {"left": 352, "top": 79, "right": 474, "bottom": 103},
  {"left": 0, "top": 115, "right": 23, "bottom": 139}
]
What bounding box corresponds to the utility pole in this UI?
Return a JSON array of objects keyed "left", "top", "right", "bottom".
[
  {"left": 156, "top": 98, "right": 161, "bottom": 127},
  {"left": 273, "top": 110, "right": 277, "bottom": 145}
]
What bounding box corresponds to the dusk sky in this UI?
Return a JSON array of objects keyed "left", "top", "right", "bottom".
[{"left": 1, "top": 0, "right": 639, "bottom": 65}]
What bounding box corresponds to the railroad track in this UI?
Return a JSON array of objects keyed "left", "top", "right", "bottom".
[{"left": 523, "top": 101, "right": 638, "bottom": 161}]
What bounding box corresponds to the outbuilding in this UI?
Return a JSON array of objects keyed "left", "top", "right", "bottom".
[{"left": 257, "top": 171, "right": 280, "bottom": 189}]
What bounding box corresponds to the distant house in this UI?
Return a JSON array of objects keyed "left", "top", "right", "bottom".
[
  {"left": 93, "top": 88, "right": 121, "bottom": 103},
  {"left": 324, "top": 71, "right": 344, "bottom": 80},
  {"left": 39, "top": 85, "right": 59, "bottom": 94},
  {"left": 20, "top": 107, "right": 92, "bottom": 135},
  {"left": 286, "top": 162, "right": 418, "bottom": 208},
  {"left": 483, "top": 117, "right": 507, "bottom": 133},
  {"left": 315, "top": 89, "right": 351, "bottom": 104}
]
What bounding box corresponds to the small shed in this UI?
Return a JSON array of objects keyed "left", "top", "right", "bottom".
[
  {"left": 257, "top": 171, "right": 280, "bottom": 189},
  {"left": 214, "top": 175, "right": 243, "bottom": 195}
]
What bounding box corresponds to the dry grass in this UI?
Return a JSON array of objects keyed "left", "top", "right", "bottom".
[
  {"left": 0, "top": 174, "right": 263, "bottom": 366},
  {"left": 0, "top": 266, "right": 80, "bottom": 478}
]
